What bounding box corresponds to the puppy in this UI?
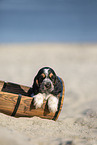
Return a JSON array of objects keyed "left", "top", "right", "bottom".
[{"left": 31, "top": 67, "right": 62, "bottom": 113}]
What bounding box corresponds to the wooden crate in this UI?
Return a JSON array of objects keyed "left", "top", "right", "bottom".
[{"left": 0, "top": 78, "right": 65, "bottom": 121}]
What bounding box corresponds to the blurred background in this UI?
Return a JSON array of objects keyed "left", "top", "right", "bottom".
[
  {"left": 0, "top": 2, "right": 97, "bottom": 144},
  {"left": 0, "top": 0, "right": 97, "bottom": 43},
  {"left": 0, "top": 0, "right": 97, "bottom": 86},
  {"left": 0, "top": 0, "right": 97, "bottom": 90}
]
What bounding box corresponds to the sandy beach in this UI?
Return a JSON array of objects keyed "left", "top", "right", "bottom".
[{"left": 0, "top": 43, "right": 97, "bottom": 145}]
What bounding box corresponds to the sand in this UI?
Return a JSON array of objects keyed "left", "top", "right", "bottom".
[{"left": 0, "top": 43, "right": 97, "bottom": 145}]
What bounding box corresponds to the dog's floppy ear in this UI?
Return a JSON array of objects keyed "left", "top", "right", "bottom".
[
  {"left": 52, "top": 76, "right": 62, "bottom": 96},
  {"left": 32, "top": 75, "right": 40, "bottom": 95}
]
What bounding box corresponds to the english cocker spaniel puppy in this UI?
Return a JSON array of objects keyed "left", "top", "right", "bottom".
[{"left": 31, "top": 67, "right": 62, "bottom": 113}]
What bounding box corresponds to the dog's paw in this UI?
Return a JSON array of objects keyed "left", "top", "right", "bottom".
[
  {"left": 48, "top": 95, "right": 58, "bottom": 113},
  {"left": 33, "top": 93, "right": 44, "bottom": 109}
]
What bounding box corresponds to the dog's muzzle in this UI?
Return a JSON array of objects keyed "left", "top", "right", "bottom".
[
  {"left": 44, "top": 82, "right": 51, "bottom": 89},
  {"left": 39, "top": 78, "right": 54, "bottom": 94}
]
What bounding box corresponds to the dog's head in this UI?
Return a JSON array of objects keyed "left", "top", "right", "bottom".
[{"left": 32, "top": 67, "right": 61, "bottom": 95}]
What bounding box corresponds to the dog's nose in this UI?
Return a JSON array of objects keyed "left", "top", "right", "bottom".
[{"left": 45, "top": 82, "right": 51, "bottom": 89}]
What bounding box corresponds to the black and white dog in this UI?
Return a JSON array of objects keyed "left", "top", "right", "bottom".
[{"left": 31, "top": 67, "right": 62, "bottom": 113}]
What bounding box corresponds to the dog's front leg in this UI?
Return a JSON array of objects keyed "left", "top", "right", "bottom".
[
  {"left": 33, "top": 93, "right": 44, "bottom": 109},
  {"left": 47, "top": 94, "right": 58, "bottom": 113}
]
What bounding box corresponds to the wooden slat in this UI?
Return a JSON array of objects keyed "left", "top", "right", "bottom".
[
  {"left": 0, "top": 91, "right": 55, "bottom": 119},
  {"left": 0, "top": 81, "right": 4, "bottom": 91},
  {"left": 1, "top": 81, "right": 30, "bottom": 96}
]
